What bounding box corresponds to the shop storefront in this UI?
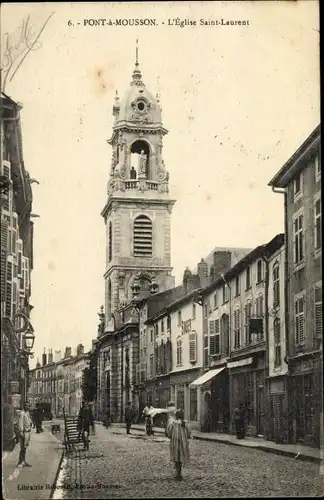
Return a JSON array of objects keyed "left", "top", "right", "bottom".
[
  {"left": 190, "top": 365, "right": 228, "bottom": 432},
  {"left": 228, "top": 352, "right": 268, "bottom": 438},
  {"left": 170, "top": 368, "right": 202, "bottom": 429}
]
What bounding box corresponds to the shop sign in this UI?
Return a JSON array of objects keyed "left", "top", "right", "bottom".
[
  {"left": 270, "top": 379, "right": 285, "bottom": 394},
  {"left": 227, "top": 357, "right": 253, "bottom": 369},
  {"left": 170, "top": 369, "right": 201, "bottom": 385},
  {"left": 293, "top": 358, "right": 315, "bottom": 374}
]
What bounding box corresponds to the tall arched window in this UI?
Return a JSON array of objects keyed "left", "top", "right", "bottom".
[
  {"left": 244, "top": 300, "right": 253, "bottom": 345},
  {"left": 107, "top": 279, "right": 112, "bottom": 320},
  {"left": 273, "top": 262, "right": 280, "bottom": 308},
  {"left": 233, "top": 307, "right": 241, "bottom": 349},
  {"left": 108, "top": 221, "right": 112, "bottom": 262},
  {"left": 133, "top": 215, "right": 152, "bottom": 257},
  {"left": 130, "top": 140, "right": 150, "bottom": 179}
]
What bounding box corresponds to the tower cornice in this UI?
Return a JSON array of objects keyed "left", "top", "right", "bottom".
[
  {"left": 107, "top": 124, "right": 168, "bottom": 146},
  {"left": 101, "top": 196, "right": 176, "bottom": 219}
]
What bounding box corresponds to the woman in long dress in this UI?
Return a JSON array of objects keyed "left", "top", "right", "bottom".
[{"left": 166, "top": 409, "right": 191, "bottom": 480}]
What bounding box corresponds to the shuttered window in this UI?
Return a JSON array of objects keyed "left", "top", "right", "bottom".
[
  {"left": 0, "top": 219, "right": 9, "bottom": 302},
  {"left": 274, "top": 318, "right": 281, "bottom": 368},
  {"left": 244, "top": 301, "right": 253, "bottom": 344},
  {"left": 5, "top": 282, "right": 12, "bottom": 317},
  {"left": 189, "top": 331, "right": 197, "bottom": 363},
  {"left": 293, "top": 213, "right": 304, "bottom": 264},
  {"left": 315, "top": 284, "right": 322, "bottom": 338},
  {"left": 255, "top": 294, "right": 264, "bottom": 340},
  {"left": 210, "top": 319, "right": 220, "bottom": 355},
  {"left": 133, "top": 215, "right": 152, "bottom": 257},
  {"left": 11, "top": 229, "right": 17, "bottom": 256},
  {"left": 314, "top": 197, "right": 321, "bottom": 251},
  {"left": 176, "top": 338, "right": 182, "bottom": 366},
  {"left": 295, "top": 296, "right": 305, "bottom": 345},
  {"left": 273, "top": 262, "right": 280, "bottom": 308},
  {"left": 234, "top": 308, "right": 241, "bottom": 349}
]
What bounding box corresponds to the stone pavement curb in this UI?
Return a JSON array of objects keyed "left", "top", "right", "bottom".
[
  {"left": 47, "top": 448, "right": 65, "bottom": 500},
  {"left": 95, "top": 421, "right": 322, "bottom": 465}
]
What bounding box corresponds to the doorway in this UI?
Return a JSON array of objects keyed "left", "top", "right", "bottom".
[{"left": 295, "top": 374, "right": 314, "bottom": 442}]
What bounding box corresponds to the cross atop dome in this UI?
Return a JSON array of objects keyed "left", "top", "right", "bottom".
[{"left": 131, "top": 39, "right": 144, "bottom": 87}]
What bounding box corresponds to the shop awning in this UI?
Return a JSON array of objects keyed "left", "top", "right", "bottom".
[{"left": 190, "top": 367, "right": 226, "bottom": 387}]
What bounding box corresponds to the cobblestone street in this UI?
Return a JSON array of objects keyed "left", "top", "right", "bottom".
[{"left": 59, "top": 425, "right": 323, "bottom": 498}]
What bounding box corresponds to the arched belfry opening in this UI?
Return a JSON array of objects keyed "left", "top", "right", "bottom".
[{"left": 130, "top": 140, "right": 150, "bottom": 179}]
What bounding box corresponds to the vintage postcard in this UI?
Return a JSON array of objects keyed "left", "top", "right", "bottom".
[{"left": 1, "top": 1, "right": 321, "bottom": 499}]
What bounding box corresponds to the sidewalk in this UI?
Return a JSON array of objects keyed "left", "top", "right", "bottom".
[
  {"left": 101, "top": 422, "right": 323, "bottom": 465},
  {"left": 2, "top": 427, "right": 64, "bottom": 500}
]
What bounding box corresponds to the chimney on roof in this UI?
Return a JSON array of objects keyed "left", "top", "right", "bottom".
[
  {"left": 36, "top": 358, "right": 41, "bottom": 369},
  {"left": 64, "top": 346, "right": 72, "bottom": 358},
  {"left": 197, "top": 258, "right": 209, "bottom": 287},
  {"left": 55, "top": 350, "right": 62, "bottom": 362},
  {"left": 48, "top": 349, "right": 53, "bottom": 364},
  {"left": 42, "top": 348, "right": 47, "bottom": 366},
  {"left": 183, "top": 267, "right": 195, "bottom": 294},
  {"left": 210, "top": 251, "right": 232, "bottom": 283},
  {"left": 77, "top": 344, "right": 84, "bottom": 356}
]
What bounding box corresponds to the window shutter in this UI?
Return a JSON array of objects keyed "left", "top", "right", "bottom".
[
  {"left": 0, "top": 219, "right": 9, "bottom": 302},
  {"left": 189, "top": 332, "right": 197, "bottom": 363},
  {"left": 315, "top": 284, "right": 322, "bottom": 337},
  {"left": 296, "top": 297, "right": 305, "bottom": 344},
  {"left": 209, "top": 320, "right": 215, "bottom": 335},
  {"left": 209, "top": 335, "right": 216, "bottom": 355},
  {"left": 215, "top": 319, "right": 220, "bottom": 334},
  {"left": 133, "top": 215, "right": 153, "bottom": 257}
]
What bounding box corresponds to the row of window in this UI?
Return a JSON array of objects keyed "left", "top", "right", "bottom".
[
  {"left": 203, "top": 259, "right": 278, "bottom": 315},
  {"left": 293, "top": 194, "right": 321, "bottom": 265}
]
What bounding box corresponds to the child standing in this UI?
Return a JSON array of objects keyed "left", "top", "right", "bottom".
[{"left": 166, "top": 409, "right": 191, "bottom": 480}]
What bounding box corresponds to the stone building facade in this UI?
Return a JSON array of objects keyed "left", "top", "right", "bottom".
[
  {"left": 1, "top": 93, "right": 36, "bottom": 424},
  {"left": 269, "top": 124, "right": 322, "bottom": 447}
]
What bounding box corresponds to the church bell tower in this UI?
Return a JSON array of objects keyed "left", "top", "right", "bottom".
[{"left": 102, "top": 42, "right": 176, "bottom": 331}]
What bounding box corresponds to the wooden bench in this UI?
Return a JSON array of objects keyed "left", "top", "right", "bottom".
[
  {"left": 62, "top": 408, "right": 84, "bottom": 452},
  {"left": 51, "top": 424, "right": 61, "bottom": 434}
]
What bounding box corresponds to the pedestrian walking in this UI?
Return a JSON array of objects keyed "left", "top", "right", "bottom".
[
  {"left": 124, "top": 401, "right": 135, "bottom": 434},
  {"left": 34, "top": 403, "right": 44, "bottom": 433},
  {"left": 142, "top": 404, "right": 154, "bottom": 436},
  {"left": 17, "top": 401, "right": 33, "bottom": 468},
  {"left": 166, "top": 409, "right": 191, "bottom": 481},
  {"left": 77, "top": 401, "right": 95, "bottom": 451}
]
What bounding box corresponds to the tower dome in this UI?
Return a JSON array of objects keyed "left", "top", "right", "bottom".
[{"left": 113, "top": 40, "right": 163, "bottom": 127}]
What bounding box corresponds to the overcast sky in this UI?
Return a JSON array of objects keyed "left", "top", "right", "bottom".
[{"left": 1, "top": 1, "right": 319, "bottom": 368}]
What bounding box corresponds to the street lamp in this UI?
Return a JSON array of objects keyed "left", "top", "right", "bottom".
[{"left": 23, "top": 329, "right": 35, "bottom": 358}]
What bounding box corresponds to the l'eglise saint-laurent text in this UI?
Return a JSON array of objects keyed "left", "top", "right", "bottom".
[{"left": 167, "top": 18, "right": 250, "bottom": 27}]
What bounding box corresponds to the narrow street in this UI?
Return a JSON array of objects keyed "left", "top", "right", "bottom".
[{"left": 59, "top": 424, "right": 323, "bottom": 499}]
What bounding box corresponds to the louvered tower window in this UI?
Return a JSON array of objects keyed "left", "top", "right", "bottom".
[{"left": 133, "top": 215, "right": 152, "bottom": 257}]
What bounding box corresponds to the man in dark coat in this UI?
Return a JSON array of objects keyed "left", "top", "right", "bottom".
[
  {"left": 78, "top": 401, "right": 95, "bottom": 450},
  {"left": 34, "top": 404, "right": 44, "bottom": 433},
  {"left": 124, "top": 401, "right": 134, "bottom": 434}
]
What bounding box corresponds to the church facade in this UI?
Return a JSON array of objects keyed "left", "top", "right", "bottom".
[{"left": 95, "top": 47, "right": 176, "bottom": 422}]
